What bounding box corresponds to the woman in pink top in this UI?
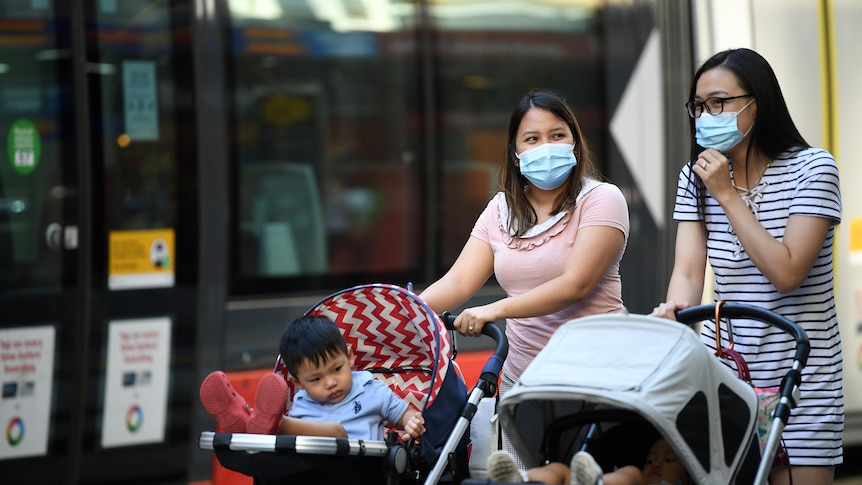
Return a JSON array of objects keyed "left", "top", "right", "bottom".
[{"left": 419, "top": 88, "right": 629, "bottom": 469}]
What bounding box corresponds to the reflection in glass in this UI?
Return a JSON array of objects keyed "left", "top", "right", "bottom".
[
  {"left": 0, "top": 4, "right": 70, "bottom": 292},
  {"left": 430, "top": 0, "right": 604, "bottom": 267},
  {"left": 226, "top": 0, "right": 604, "bottom": 294},
  {"left": 90, "top": 3, "right": 179, "bottom": 233},
  {"left": 227, "top": 0, "right": 424, "bottom": 291}
]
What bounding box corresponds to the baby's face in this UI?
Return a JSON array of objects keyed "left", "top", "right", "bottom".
[
  {"left": 291, "top": 349, "right": 355, "bottom": 404},
  {"left": 642, "top": 439, "right": 689, "bottom": 485}
]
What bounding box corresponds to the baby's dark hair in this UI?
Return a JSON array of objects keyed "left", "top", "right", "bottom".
[{"left": 279, "top": 315, "right": 349, "bottom": 378}]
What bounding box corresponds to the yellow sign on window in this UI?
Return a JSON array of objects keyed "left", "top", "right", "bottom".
[
  {"left": 109, "top": 229, "right": 175, "bottom": 290},
  {"left": 851, "top": 218, "right": 862, "bottom": 266}
]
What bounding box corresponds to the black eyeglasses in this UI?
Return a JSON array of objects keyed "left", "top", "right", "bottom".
[{"left": 685, "top": 94, "right": 753, "bottom": 118}]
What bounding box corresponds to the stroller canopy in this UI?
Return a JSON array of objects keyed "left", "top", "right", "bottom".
[
  {"left": 499, "top": 313, "right": 759, "bottom": 485},
  {"left": 301, "top": 283, "right": 461, "bottom": 412}
]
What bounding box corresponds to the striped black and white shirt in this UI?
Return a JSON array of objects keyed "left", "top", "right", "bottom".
[{"left": 674, "top": 146, "right": 844, "bottom": 466}]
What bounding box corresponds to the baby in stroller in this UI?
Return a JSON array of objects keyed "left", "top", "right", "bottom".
[
  {"left": 278, "top": 314, "right": 426, "bottom": 440},
  {"left": 201, "top": 314, "right": 426, "bottom": 441},
  {"left": 485, "top": 437, "right": 691, "bottom": 485},
  {"left": 199, "top": 283, "right": 507, "bottom": 485}
]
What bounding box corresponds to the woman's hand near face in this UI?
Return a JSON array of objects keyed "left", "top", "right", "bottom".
[{"left": 692, "top": 149, "right": 736, "bottom": 204}]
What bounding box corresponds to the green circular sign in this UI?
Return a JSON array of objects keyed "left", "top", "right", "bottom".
[{"left": 7, "top": 119, "right": 41, "bottom": 175}]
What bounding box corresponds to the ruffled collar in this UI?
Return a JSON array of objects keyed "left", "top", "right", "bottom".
[{"left": 497, "top": 179, "right": 601, "bottom": 250}]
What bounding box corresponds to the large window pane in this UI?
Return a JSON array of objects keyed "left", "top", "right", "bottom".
[
  {"left": 227, "top": 0, "right": 425, "bottom": 294},
  {"left": 88, "top": 1, "right": 188, "bottom": 290},
  {"left": 0, "top": 3, "right": 73, "bottom": 292}
]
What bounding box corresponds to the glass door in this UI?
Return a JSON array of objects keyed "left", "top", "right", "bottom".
[
  {"left": 0, "top": 1, "right": 82, "bottom": 480},
  {"left": 77, "top": 0, "right": 197, "bottom": 483},
  {"left": 1, "top": 1, "right": 197, "bottom": 482}
]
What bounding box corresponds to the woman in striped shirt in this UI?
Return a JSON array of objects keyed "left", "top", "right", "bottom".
[{"left": 651, "top": 48, "right": 843, "bottom": 485}]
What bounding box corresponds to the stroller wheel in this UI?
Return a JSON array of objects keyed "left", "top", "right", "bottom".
[{"left": 387, "top": 445, "right": 408, "bottom": 474}]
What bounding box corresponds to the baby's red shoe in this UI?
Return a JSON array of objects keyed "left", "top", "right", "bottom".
[
  {"left": 200, "top": 371, "right": 250, "bottom": 433},
  {"left": 247, "top": 372, "right": 288, "bottom": 434}
]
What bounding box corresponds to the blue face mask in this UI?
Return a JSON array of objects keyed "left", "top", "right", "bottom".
[
  {"left": 515, "top": 143, "right": 577, "bottom": 190},
  {"left": 695, "top": 98, "right": 755, "bottom": 152}
]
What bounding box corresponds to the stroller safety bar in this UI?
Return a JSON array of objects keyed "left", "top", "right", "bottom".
[{"left": 199, "top": 431, "right": 390, "bottom": 457}]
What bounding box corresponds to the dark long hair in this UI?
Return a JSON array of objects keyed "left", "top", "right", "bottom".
[
  {"left": 501, "top": 89, "right": 601, "bottom": 236},
  {"left": 686, "top": 48, "right": 809, "bottom": 210},
  {"left": 688, "top": 48, "right": 809, "bottom": 161}
]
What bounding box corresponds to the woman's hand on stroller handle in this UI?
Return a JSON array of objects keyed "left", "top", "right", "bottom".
[
  {"left": 441, "top": 311, "right": 493, "bottom": 339},
  {"left": 440, "top": 312, "right": 508, "bottom": 361},
  {"left": 650, "top": 300, "right": 690, "bottom": 320},
  {"left": 443, "top": 308, "right": 493, "bottom": 337}
]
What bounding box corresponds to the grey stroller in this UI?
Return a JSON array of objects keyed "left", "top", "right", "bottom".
[{"left": 465, "top": 302, "right": 807, "bottom": 485}]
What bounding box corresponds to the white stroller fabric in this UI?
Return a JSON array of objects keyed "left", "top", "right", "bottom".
[{"left": 498, "top": 313, "right": 759, "bottom": 485}]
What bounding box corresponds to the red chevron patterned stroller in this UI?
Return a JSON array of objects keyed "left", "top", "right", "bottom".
[{"left": 200, "top": 283, "right": 508, "bottom": 485}]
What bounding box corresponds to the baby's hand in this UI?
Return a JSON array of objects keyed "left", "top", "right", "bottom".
[{"left": 401, "top": 412, "right": 425, "bottom": 440}]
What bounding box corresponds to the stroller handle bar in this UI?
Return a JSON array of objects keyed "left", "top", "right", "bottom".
[
  {"left": 429, "top": 313, "right": 507, "bottom": 485},
  {"left": 675, "top": 302, "right": 810, "bottom": 369},
  {"left": 440, "top": 312, "right": 508, "bottom": 397}
]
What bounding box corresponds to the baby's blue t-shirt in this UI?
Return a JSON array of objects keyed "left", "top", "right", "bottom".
[{"left": 288, "top": 370, "right": 408, "bottom": 440}]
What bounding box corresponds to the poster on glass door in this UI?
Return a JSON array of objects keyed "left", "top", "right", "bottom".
[
  {"left": 108, "top": 228, "right": 175, "bottom": 290},
  {"left": 0, "top": 325, "right": 55, "bottom": 460},
  {"left": 123, "top": 60, "right": 159, "bottom": 141},
  {"left": 101, "top": 317, "right": 171, "bottom": 448}
]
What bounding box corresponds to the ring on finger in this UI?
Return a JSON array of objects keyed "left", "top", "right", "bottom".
[
  {"left": 701, "top": 160, "right": 707, "bottom": 169},
  {"left": 468, "top": 326, "right": 474, "bottom": 331}
]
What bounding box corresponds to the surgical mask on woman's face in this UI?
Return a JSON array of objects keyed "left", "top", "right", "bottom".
[
  {"left": 515, "top": 143, "right": 577, "bottom": 190},
  {"left": 695, "top": 98, "right": 755, "bottom": 152}
]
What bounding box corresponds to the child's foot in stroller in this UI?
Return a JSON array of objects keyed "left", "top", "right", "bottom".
[
  {"left": 487, "top": 450, "right": 526, "bottom": 483},
  {"left": 200, "top": 371, "right": 250, "bottom": 433},
  {"left": 570, "top": 451, "right": 603, "bottom": 485},
  {"left": 247, "top": 372, "right": 288, "bottom": 434}
]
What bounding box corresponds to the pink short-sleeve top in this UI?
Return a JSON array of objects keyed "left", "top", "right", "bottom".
[{"left": 471, "top": 179, "right": 629, "bottom": 379}]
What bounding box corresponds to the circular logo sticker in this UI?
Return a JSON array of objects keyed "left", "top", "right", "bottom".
[
  {"left": 150, "top": 238, "right": 171, "bottom": 269},
  {"left": 7, "top": 119, "right": 41, "bottom": 175},
  {"left": 6, "top": 416, "right": 24, "bottom": 446},
  {"left": 126, "top": 405, "right": 143, "bottom": 433}
]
